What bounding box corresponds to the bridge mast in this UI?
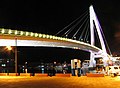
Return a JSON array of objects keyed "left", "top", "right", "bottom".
[
  {"left": 89, "top": 5, "right": 109, "bottom": 67},
  {"left": 89, "top": 5, "right": 95, "bottom": 67}
]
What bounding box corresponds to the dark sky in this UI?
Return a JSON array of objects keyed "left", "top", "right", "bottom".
[{"left": 0, "top": 0, "right": 120, "bottom": 63}]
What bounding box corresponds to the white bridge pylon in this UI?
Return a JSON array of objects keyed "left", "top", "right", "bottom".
[{"left": 89, "top": 5, "right": 109, "bottom": 67}]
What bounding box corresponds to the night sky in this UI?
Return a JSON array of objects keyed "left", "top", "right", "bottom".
[{"left": 0, "top": 0, "right": 120, "bottom": 64}]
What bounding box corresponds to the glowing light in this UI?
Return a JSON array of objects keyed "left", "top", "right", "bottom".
[
  {"left": 59, "top": 37, "right": 63, "bottom": 40},
  {"left": 74, "top": 36, "right": 76, "bottom": 39},
  {"left": 54, "top": 36, "right": 57, "bottom": 39},
  {"left": 62, "top": 38, "right": 65, "bottom": 40},
  {"left": 35, "top": 33, "right": 38, "bottom": 37},
  {"left": 30, "top": 32, "right": 34, "bottom": 36},
  {"left": 42, "top": 34, "right": 46, "bottom": 38},
  {"left": 52, "top": 36, "right": 56, "bottom": 39},
  {"left": 54, "top": 62, "right": 56, "bottom": 64},
  {"left": 26, "top": 32, "right": 29, "bottom": 36},
  {"left": 46, "top": 35, "right": 49, "bottom": 38},
  {"left": 1, "top": 29, "right": 5, "bottom": 34},
  {"left": 2, "top": 64, "right": 6, "bottom": 67},
  {"left": 80, "top": 39, "right": 83, "bottom": 41},
  {"left": 6, "top": 46, "right": 12, "bottom": 50},
  {"left": 20, "top": 31, "right": 24, "bottom": 35},
  {"left": 15, "top": 31, "right": 17, "bottom": 35},
  {"left": 8, "top": 30, "right": 12, "bottom": 34},
  {"left": 63, "top": 38, "right": 67, "bottom": 41},
  {"left": 57, "top": 37, "right": 61, "bottom": 40},
  {"left": 56, "top": 37, "right": 60, "bottom": 40},
  {"left": 73, "top": 47, "right": 79, "bottom": 49},
  {"left": 39, "top": 34, "right": 42, "bottom": 37},
  {"left": 49, "top": 35, "right": 53, "bottom": 39}
]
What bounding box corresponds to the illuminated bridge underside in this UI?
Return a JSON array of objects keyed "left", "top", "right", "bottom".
[{"left": 0, "top": 35, "right": 101, "bottom": 53}]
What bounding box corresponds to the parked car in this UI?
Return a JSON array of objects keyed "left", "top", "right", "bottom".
[{"left": 107, "top": 66, "right": 120, "bottom": 76}]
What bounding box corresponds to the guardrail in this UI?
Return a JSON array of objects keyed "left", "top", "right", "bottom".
[
  {"left": 0, "top": 73, "right": 7, "bottom": 76},
  {"left": 55, "top": 74, "right": 71, "bottom": 77},
  {"left": 34, "top": 73, "right": 48, "bottom": 77},
  {"left": 86, "top": 73, "right": 104, "bottom": 77}
]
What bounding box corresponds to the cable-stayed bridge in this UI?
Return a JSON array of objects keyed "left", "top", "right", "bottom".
[{"left": 0, "top": 5, "right": 112, "bottom": 67}]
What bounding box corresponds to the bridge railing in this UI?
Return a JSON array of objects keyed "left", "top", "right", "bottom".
[{"left": 0, "top": 28, "right": 101, "bottom": 52}]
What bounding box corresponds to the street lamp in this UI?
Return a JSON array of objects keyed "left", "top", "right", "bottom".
[
  {"left": 6, "top": 38, "right": 18, "bottom": 74},
  {"left": 5, "top": 46, "right": 12, "bottom": 74},
  {"left": 6, "top": 45, "right": 17, "bottom": 73}
]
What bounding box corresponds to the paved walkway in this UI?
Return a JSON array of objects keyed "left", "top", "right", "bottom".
[{"left": 0, "top": 76, "right": 120, "bottom": 88}]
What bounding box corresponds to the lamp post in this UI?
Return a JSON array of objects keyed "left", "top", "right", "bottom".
[
  {"left": 6, "top": 41, "right": 17, "bottom": 74},
  {"left": 15, "top": 37, "right": 17, "bottom": 74},
  {"left": 5, "top": 46, "right": 12, "bottom": 74}
]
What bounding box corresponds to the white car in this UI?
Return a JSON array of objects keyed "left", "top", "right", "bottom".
[{"left": 107, "top": 66, "right": 120, "bottom": 76}]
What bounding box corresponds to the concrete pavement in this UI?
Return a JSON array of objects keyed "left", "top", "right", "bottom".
[{"left": 0, "top": 76, "right": 120, "bottom": 88}]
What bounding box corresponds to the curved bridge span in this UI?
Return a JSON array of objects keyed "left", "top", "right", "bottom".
[{"left": 0, "top": 28, "right": 101, "bottom": 53}]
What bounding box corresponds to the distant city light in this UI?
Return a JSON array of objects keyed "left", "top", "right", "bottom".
[
  {"left": 1, "top": 64, "right": 6, "bottom": 67},
  {"left": 54, "top": 62, "right": 56, "bottom": 64}
]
